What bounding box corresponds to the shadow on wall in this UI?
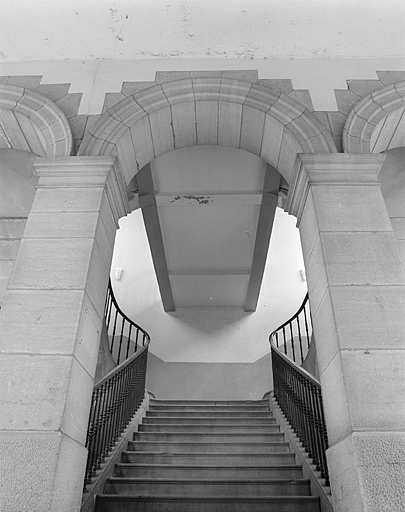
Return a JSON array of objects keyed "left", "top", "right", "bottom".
[{"left": 146, "top": 352, "right": 272, "bottom": 400}]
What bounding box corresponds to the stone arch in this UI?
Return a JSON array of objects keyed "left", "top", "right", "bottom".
[
  {"left": 0, "top": 84, "right": 74, "bottom": 157},
  {"left": 79, "top": 78, "right": 336, "bottom": 186},
  {"left": 343, "top": 81, "right": 405, "bottom": 154}
]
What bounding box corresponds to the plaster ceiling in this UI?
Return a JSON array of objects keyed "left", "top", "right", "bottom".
[
  {"left": 1, "top": 0, "right": 404, "bottom": 62},
  {"left": 139, "top": 145, "right": 280, "bottom": 310}
]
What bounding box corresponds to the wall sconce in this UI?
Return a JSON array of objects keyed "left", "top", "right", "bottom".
[
  {"left": 115, "top": 267, "right": 123, "bottom": 280},
  {"left": 300, "top": 269, "right": 306, "bottom": 282}
]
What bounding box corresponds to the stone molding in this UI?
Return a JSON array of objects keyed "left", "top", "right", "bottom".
[
  {"left": 0, "top": 84, "right": 74, "bottom": 157},
  {"left": 78, "top": 78, "right": 336, "bottom": 185},
  {"left": 33, "top": 156, "right": 129, "bottom": 226},
  {"left": 343, "top": 81, "right": 405, "bottom": 154},
  {"left": 286, "top": 154, "right": 387, "bottom": 224}
]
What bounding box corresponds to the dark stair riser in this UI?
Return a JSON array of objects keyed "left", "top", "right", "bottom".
[
  {"left": 96, "top": 496, "right": 321, "bottom": 512},
  {"left": 114, "top": 463, "right": 303, "bottom": 479},
  {"left": 121, "top": 451, "right": 297, "bottom": 465}
]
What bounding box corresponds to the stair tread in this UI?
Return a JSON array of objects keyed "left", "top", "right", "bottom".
[
  {"left": 98, "top": 495, "right": 319, "bottom": 501},
  {"left": 115, "top": 463, "right": 302, "bottom": 468},
  {"left": 107, "top": 477, "right": 309, "bottom": 483},
  {"left": 96, "top": 398, "right": 320, "bottom": 512}
]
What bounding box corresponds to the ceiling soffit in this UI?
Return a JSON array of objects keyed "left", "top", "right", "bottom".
[{"left": 79, "top": 77, "right": 336, "bottom": 186}]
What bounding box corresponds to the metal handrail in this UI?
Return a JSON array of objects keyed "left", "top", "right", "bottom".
[
  {"left": 104, "top": 279, "right": 150, "bottom": 364},
  {"left": 270, "top": 293, "right": 312, "bottom": 366},
  {"left": 269, "top": 294, "right": 329, "bottom": 486},
  {"left": 84, "top": 280, "right": 150, "bottom": 489}
]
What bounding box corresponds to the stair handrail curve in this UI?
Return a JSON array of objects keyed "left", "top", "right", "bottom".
[
  {"left": 269, "top": 293, "right": 330, "bottom": 486},
  {"left": 84, "top": 280, "right": 150, "bottom": 490}
]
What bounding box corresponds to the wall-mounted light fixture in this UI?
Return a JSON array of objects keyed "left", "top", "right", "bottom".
[{"left": 115, "top": 267, "right": 123, "bottom": 280}]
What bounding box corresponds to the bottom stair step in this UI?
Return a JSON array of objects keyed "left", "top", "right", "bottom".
[
  {"left": 104, "top": 477, "right": 311, "bottom": 497},
  {"left": 96, "top": 495, "right": 321, "bottom": 512}
]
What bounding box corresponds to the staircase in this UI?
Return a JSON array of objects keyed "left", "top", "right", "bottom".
[{"left": 95, "top": 399, "right": 321, "bottom": 512}]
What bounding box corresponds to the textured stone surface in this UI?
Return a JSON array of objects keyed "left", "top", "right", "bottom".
[
  {"left": 9, "top": 237, "right": 95, "bottom": 290},
  {"left": 329, "top": 285, "right": 405, "bottom": 350},
  {"left": 310, "top": 186, "right": 393, "bottom": 232},
  {"left": 0, "top": 354, "right": 73, "bottom": 431},
  {"left": 328, "top": 432, "right": 405, "bottom": 512},
  {"left": 0, "top": 289, "right": 102, "bottom": 376},
  {"left": 0, "top": 432, "right": 59, "bottom": 512},
  {"left": 0, "top": 431, "right": 87, "bottom": 512},
  {"left": 341, "top": 350, "right": 405, "bottom": 431},
  {"left": 32, "top": 186, "right": 104, "bottom": 212},
  {"left": 320, "top": 232, "right": 405, "bottom": 286}
]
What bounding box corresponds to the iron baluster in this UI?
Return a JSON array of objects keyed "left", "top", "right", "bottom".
[
  {"left": 84, "top": 280, "right": 150, "bottom": 491},
  {"left": 269, "top": 293, "right": 329, "bottom": 488}
]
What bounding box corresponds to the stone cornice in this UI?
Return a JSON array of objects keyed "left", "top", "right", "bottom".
[
  {"left": 33, "top": 156, "right": 129, "bottom": 226},
  {"left": 286, "top": 153, "right": 386, "bottom": 225}
]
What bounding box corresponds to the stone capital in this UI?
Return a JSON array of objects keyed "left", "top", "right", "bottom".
[
  {"left": 33, "top": 156, "right": 129, "bottom": 227},
  {"left": 286, "top": 153, "right": 386, "bottom": 225}
]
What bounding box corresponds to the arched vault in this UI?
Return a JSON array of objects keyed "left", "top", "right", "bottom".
[{"left": 79, "top": 78, "right": 336, "bottom": 186}]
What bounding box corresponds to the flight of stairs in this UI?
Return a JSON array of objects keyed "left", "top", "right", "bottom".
[{"left": 96, "top": 399, "right": 320, "bottom": 512}]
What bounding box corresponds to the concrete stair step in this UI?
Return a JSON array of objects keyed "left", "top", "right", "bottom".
[
  {"left": 133, "top": 432, "right": 285, "bottom": 443},
  {"left": 121, "top": 451, "right": 297, "bottom": 465},
  {"left": 104, "top": 477, "right": 311, "bottom": 497},
  {"left": 149, "top": 405, "right": 269, "bottom": 412},
  {"left": 146, "top": 410, "right": 272, "bottom": 418},
  {"left": 114, "top": 463, "right": 303, "bottom": 479},
  {"left": 138, "top": 423, "right": 280, "bottom": 433},
  {"left": 127, "top": 440, "right": 291, "bottom": 453},
  {"left": 150, "top": 399, "right": 269, "bottom": 406},
  {"left": 142, "top": 416, "right": 277, "bottom": 425},
  {"left": 95, "top": 495, "right": 321, "bottom": 512}
]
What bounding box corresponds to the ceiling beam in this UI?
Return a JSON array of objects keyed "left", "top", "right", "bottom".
[
  {"left": 245, "top": 164, "right": 281, "bottom": 312},
  {"left": 137, "top": 164, "right": 175, "bottom": 312}
]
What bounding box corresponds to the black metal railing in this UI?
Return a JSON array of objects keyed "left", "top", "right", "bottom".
[
  {"left": 104, "top": 280, "right": 149, "bottom": 364},
  {"left": 269, "top": 294, "right": 329, "bottom": 486},
  {"left": 270, "top": 293, "right": 312, "bottom": 366},
  {"left": 84, "top": 281, "right": 150, "bottom": 489}
]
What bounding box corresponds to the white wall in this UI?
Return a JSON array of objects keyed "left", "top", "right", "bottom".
[{"left": 111, "top": 205, "right": 306, "bottom": 364}]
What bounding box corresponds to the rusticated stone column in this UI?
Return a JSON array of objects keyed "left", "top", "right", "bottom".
[
  {"left": 286, "top": 153, "right": 405, "bottom": 512},
  {"left": 0, "top": 157, "right": 128, "bottom": 512}
]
